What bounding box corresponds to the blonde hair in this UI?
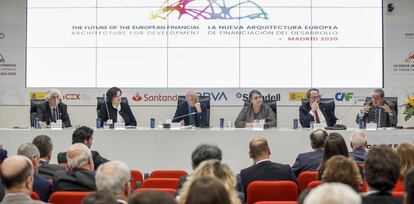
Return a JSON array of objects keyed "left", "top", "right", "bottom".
[
  {"left": 178, "top": 160, "right": 240, "bottom": 204},
  {"left": 396, "top": 143, "right": 414, "bottom": 178}
]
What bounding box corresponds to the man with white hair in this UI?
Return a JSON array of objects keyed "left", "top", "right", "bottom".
[
  {"left": 349, "top": 131, "right": 367, "bottom": 164},
  {"left": 53, "top": 143, "right": 96, "bottom": 192},
  {"left": 17, "top": 143, "right": 52, "bottom": 202},
  {"left": 37, "top": 88, "right": 72, "bottom": 128},
  {"left": 304, "top": 183, "right": 361, "bottom": 204},
  {"left": 0, "top": 155, "right": 46, "bottom": 204},
  {"left": 172, "top": 91, "right": 208, "bottom": 127},
  {"left": 95, "top": 161, "right": 131, "bottom": 204}
]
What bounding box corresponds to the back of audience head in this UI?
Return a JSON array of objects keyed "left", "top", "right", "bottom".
[
  {"left": 72, "top": 126, "right": 94, "bottom": 148},
  {"left": 184, "top": 176, "right": 232, "bottom": 204},
  {"left": 318, "top": 132, "right": 348, "bottom": 178},
  {"left": 249, "top": 136, "right": 270, "bottom": 162},
  {"left": 350, "top": 131, "right": 367, "bottom": 150},
  {"left": 310, "top": 129, "right": 328, "bottom": 150},
  {"left": 179, "top": 160, "right": 240, "bottom": 204},
  {"left": 322, "top": 155, "right": 362, "bottom": 192},
  {"left": 17, "top": 143, "right": 40, "bottom": 173},
  {"left": 129, "top": 191, "right": 176, "bottom": 204},
  {"left": 66, "top": 143, "right": 94, "bottom": 170},
  {"left": 404, "top": 167, "right": 414, "bottom": 204},
  {"left": 304, "top": 183, "right": 361, "bottom": 204},
  {"left": 191, "top": 144, "right": 222, "bottom": 170},
  {"left": 96, "top": 161, "right": 131, "bottom": 201},
  {"left": 81, "top": 190, "right": 117, "bottom": 204},
  {"left": 0, "top": 155, "right": 34, "bottom": 194},
  {"left": 32, "top": 135, "right": 53, "bottom": 161},
  {"left": 365, "top": 144, "right": 400, "bottom": 193},
  {"left": 396, "top": 143, "right": 414, "bottom": 178}
]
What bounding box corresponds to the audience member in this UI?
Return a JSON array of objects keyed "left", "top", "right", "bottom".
[
  {"left": 317, "top": 132, "right": 349, "bottom": 179},
  {"left": 304, "top": 183, "right": 361, "bottom": 204},
  {"left": 32, "top": 135, "right": 67, "bottom": 179},
  {"left": 349, "top": 131, "right": 367, "bottom": 164},
  {"left": 81, "top": 190, "right": 117, "bottom": 204},
  {"left": 322, "top": 155, "right": 363, "bottom": 192},
  {"left": 128, "top": 191, "right": 176, "bottom": 204},
  {"left": 183, "top": 176, "right": 232, "bottom": 204},
  {"left": 96, "top": 161, "right": 131, "bottom": 204},
  {"left": 396, "top": 143, "right": 414, "bottom": 178}
]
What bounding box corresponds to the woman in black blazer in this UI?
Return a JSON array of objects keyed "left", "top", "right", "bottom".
[{"left": 99, "top": 87, "right": 137, "bottom": 127}]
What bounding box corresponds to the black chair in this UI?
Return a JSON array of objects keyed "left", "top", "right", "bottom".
[
  {"left": 364, "top": 97, "right": 398, "bottom": 117},
  {"left": 243, "top": 99, "right": 277, "bottom": 127},
  {"left": 30, "top": 99, "right": 47, "bottom": 126},
  {"left": 96, "top": 97, "right": 129, "bottom": 117},
  {"left": 177, "top": 96, "right": 210, "bottom": 127}
]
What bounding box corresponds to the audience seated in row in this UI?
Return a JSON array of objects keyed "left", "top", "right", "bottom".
[
  {"left": 317, "top": 132, "right": 349, "bottom": 179},
  {"left": 349, "top": 131, "right": 367, "bottom": 164},
  {"left": 322, "top": 155, "right": 363, "bottom": 192}
]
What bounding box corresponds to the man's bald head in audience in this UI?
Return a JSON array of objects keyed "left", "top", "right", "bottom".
[
  {"left": 66, "top": 143, "right": 94, "bottom": 170},
  {"left": 0, "top": 155, "right": 34, "bottom": 193}
]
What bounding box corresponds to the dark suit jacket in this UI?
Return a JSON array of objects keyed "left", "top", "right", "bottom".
[
  {"left": 38, "top": 160, "right": 67, "bottom": 180},
  {"left": 362, "top": 192, "right": 403, "bottom": 204},
  {"left": 240, "top": 161, "right": 296, "bottom": 195},
  {"left": 172, "top": 101, "right": 208, "bottom": 127},
  {"left": 0, "top": 178, "right": 4, "bottom": 202},
  {"left": 349, "top": 148, "right": 367, "bottom": 164},
  {"left": 98, "top": 102, "right": 136, "bottom": 127},
  {"left": 36, "top": 101, "right": 72, "bottom": 127},
  {"left": 0, "top": 148, "right": 7, "bottom": 163},
  {"left": 53, "top": 169, "right": 96, "bottom": 192},
  {"left": 355, "top": 100, "right": 397, "bottom": 127},
  {"left": 57, "top": 151, "right": 109, "bottom": 170},
  {"left": 33, "top": 175, "right": 53, "bottom": 202},
  {"left": 291, "top": 150, "right": 324, "bottom": 177},
  {"left": 299, "top": 102, "right": 337, "bottom": 128}
]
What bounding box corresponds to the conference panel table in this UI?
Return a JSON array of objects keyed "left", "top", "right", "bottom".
[{"left": 1, "top": 127, "right": 413, "bottom": 173}]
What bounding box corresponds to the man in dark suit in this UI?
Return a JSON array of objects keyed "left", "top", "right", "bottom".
[
  {"left": 57, "top": 126, "right": 109, "bottom": 170},
  {"left": 349, "top": 131, "right": 367, "bottom": 164},
  {"left": 299, "top": 88, "right": 337, "bottom": 128},
  {"left": 36, "top": 89, "right": 71, "bottom": 128},
  {"left": 0, "top": 156, "right": 47, "bottom": 204},
  {"left": 32, "top": 135, "right": 67, "bottom": 179},
  {"left": 172, "top": 91, "right": 208, "bottom": 127},
  {"left": 240, "top": 137, "right": 296, "bottom": 195},
  {"left": 362, "top": 145, "right": 402, "bottom": 204},
  {"left": 53, "top": 143, "right": 96, "bottom": 192},
  {"left": 17, "top": 143, "right": 52, "bottom": 202},
  {"left": 356, "top": 88, "right": 397, "bottom": 127},
  {"left": 291, "top": 129, "right": 327, "bottom": 177}
]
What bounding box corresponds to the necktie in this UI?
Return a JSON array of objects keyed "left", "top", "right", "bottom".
[
  {"left": 52, "top": 108, "right": 57, "bottom": 122},
  {"left": 374, "top": 108, "right": 380, "bottom": 127},
  {"left": 314, "top": 110, "right": 320, "bottom": 123}
]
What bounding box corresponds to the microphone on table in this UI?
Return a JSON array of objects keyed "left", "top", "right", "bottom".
[
  {"left": 103, "top": 94, "right": 113, "bottom": 125},
  {"left": 172, "top": 112, "right": 197, "bottom": 121}
]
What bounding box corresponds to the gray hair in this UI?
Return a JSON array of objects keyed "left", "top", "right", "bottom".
[
  {"left": 66, "top": 143, "right": 92, "bottom": 169},
  {"left": 47, "top": 88, "right": 61, "bottom": 99},
  {"left": 350, "top": 131, "right": 367, "bottom": 149},
  {"left": 17, "top": 143, "right": 40, "bottom": 159},
  {"left": 304, "top": 183, "right": 361, "bottom": 204},
  {"left": 95, "top": 161, "right": 131, "bottom": 196},
  {"left": 373, "top": 88, "right": 385, "bottom": 98}
]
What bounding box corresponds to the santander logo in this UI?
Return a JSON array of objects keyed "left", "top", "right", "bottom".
[{"left": 132, "top": 93, "right": 143, "bottom": 101}]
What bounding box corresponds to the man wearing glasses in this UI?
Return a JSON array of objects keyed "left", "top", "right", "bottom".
[
  {"left": 37, "top": 88, "right": 72, "bottom": 128},
  {"left": 356, "top": 88, "right": 397, "bottom": 127},
  {"left": 172, "top": 91, "right": 208, "bottom": 127},
  {"left": 299, "top": 88, "right": 338, "bottom": 128}
]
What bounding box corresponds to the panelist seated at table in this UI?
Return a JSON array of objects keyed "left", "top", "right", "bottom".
[
  {"left": 299, "top": 88, "right": 337, "bottom": 128},
  {"left": 355, "top": 88, "right": 397, "bottom": 127},
  {"left": 235, "top": 90, "right": 277, "bottom": 129},
  {"left": 172, "top": 91, "right": 208, "bottom": 127},
  {"left": 98, "top": 87, "right": 137, "bottom": 127},
  {"left": 37, "top": 89, "right": 72, "bottom": 128}
]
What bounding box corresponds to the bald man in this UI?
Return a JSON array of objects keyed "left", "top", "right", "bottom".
[
  {"left": 172, "top": 91, "right": 208, "bottom": 127},
  {"left": 53, "top": 143, "right": 96, "bottom": 192},
  {"left": 0, "top": 155, "right": 46, "bottom": 204},
  {"left": 239, "top": 137, "right": 296, "bottom": 195}
]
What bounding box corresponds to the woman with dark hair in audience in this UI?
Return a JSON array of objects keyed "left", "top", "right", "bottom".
[
  {"left": 317, "top": 132, "right": 349, "bottom": 179},
  {"left": 183, "top": 176, "right": 232, "bottom": 204},
  {"left": 235, "top": 90, "right": 276, "bottom": 129},
  {"left": 98, "top": 87, "right": 137, "bottom": 127},
  {"left": 322, "top": 155, "right": 363, "bottom": 192}
]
